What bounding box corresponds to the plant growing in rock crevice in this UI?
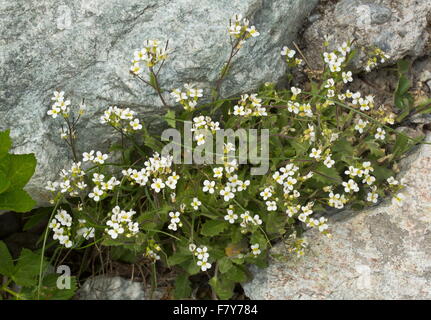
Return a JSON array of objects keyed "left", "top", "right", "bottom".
[{"left": 13, "top": 14, "right": 427, "bottom": 300}]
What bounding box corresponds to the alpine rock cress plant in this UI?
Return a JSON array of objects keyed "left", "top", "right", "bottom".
[{"left": 40, "top": 13, "right": 423, "bottom": 299}]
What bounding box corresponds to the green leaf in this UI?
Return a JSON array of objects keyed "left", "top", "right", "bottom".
[
  {"left": 373, "top": 165, "right": 394, "bottom": 182},
  {"left": 397, "top": 59, "right": 410, "bottom": 75},
  {"left": 110, "top": 247, "right": 138, "bottom": 263},
  {"left": 312, "top": 164, "right": 342, "bottom": 184},
  {"left": 396, "top": 74, "right": 411, "bottom": 97},
  {"left": 365, "top": 140, "right": 385, "bottom": 158},
  {"left": 168, "top": 251, "right": 191, "bottom": 266},
  {"left": 224, "top": 264, "right": 248, "bottom": 283},
  {"left": 392, "top": 134, "right": 410, "bottom": 160},
  {"left": 13, "top": 248, "right": 45, "bottom": 287},
  {"left": 164, "top": 109, "right": 176, "bottom": 128},
  {"left": 332, "top": 137, "right": 354, "bottom": 155},
  {"left": 209, "top": 276, "right": 235, "bottom": 300},
  {"left": 0, "top": 130, "right": 12, "bottom": 158},
  {"left": 174, "top": 273, "right": 192, "bottom": 299},
  {"left": 0, "top": 241, "right": 14, "bottom": 277},
  {"left": 200, "top": 220, "right": 229, "bottom": 237},
  {"left": 0, "top": 170, "right": 10, "bottom": 194},
  {"left": 218, "top": 256, "right": 233, "bottom": 274},
  {"left": 5, "top": 154, "right": 36, "bottom": 191},
  {"left": 289, "top": 139, "right": 307, "bottom": 156},
  {"left": 181, "top": 258, "right": 201, "bottom": 275},
  {"left": 0, "top": 189, "right": 36, "bottom": 212}
]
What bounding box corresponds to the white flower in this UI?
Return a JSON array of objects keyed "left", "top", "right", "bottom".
[
  {"left": 309, "top": 148, "right": 322, "bottom": 160},
  {"left": 251, "top": 243, "right": 261, "bottom": 256},
  {"left": 342, "top": 179, "right": 359, "bottom": 193},
  {"left": 342, "top": 71, "right": 353, "bottom": 83},
  {"left": 88, "top": 186, "right": 104, "bottom": 201},
  {"left": 52, "top": 91, "right": 65, "bottom": 102},
  {"left": 354, "top": 119, "right": 369, "bottom": 133},
  {"left": 387, "top": 177, "right": 399, "bottom": 185},
  {"left": 213, "top": 167, "right": 223, "bottom": 178},
  {"left": 375, "top": 128, "right": 386, "bottom": 140},
  {"left": 203, "top": 180, "right": 215, "bottom": 194},
  {"left": 169, "top": 211, "right": 181, "bottom": 224},
  {"left": 224, "top": 209, "right": 238, "bottom": 224},
  {"left": 237, "top": 180, "right": 250, "bottom": 191},
  {"left": 94, "top": 151, "right": 109, "bottom": 164},
  {"left": 281, "top": 46, "right": 296, "bottom": 58},
  {"left": 367, "top": 191, "right": 379, "bottom": 203},
  {"left": 197, "top": 260, "right": 212, "bottom": 272},
  {"left": 220, "top": 186, "right": 235, "bottom": 202},
  {"left": 362, "top": 175, "right": 376, "bottom": 185},
  {"left": 45, "top": 181, "right": 59, "bottom": 192},
  {"left": 260, "top": 187, "right": 272, "bottom": 200},
  {"left": 196, "top": 246, "right": 209, "bottom": 260},
  {"left": 82, "top": 150, "right": 95, "bottom": 162},
  {"left": 392, "top": 193, "right": 405, "bottom": 206},
  {"left": 324, "top": 155, "right": 335, "bottom": 168},
  {"left": 266, "top": 201, "right": 277, "bottom": 211},
  {"left": 246, "top": 26, "right": 260, "bottom": 37},
  {"left": 252, "top": 214, "right": 263, "bottom": 225},
  {"left": 47, "top": 106, "right": 61, "bottom": 118},
  {"left": 191, "top": 197, "right": 201, "bottom": 210},
  {"left": 151, "top": 178, "right": 165, "bottom": 193},
  {"left": 291, "top": 87, "right": 302, "bottom": 96},
  {"left": 130, "top": 119, "right": 142, "bottom": 130}
]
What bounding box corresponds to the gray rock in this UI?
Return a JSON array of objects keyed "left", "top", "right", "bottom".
[
  {"left": 77, "top": 276, "right": 147, "bottom": 300},
  {"left": 0, "top": 0, "right": 319, "bottom": 205},
  {"left": 243, "top": 133, "right": 431, "bottom": 300},
  {"left": 303, "top": 0, "right": 431, "bottom": 70}
]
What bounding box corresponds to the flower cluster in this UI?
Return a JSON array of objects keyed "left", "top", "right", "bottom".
[
  {"left": 82, "top": 150, "right": 109, "bottom": 165},
  {"left": 231, "top": 93, "right": 267, "bottom": 117},
  {"left": 228, "top": 14, "right": 260, "bottom": 41},
  {"left": 386, "top": 176, "right": 405, "bottom": 207},
  {"left": 168, "top": 211, "right": 182, "bottom": 231},
  {"left": 47, "top": 91, "right": 71, "bottom": 119},
  {"left": 365, "top": 48, "right": 390, "bottom": 72},
  {"left": 122, "top": 152, "right": 179, "bottom": 193},
  {"left": 130, "top": 40, "right": 168, "bottom": 74},
  {"left": 281, "top": 46, "right": 303, "bottom": 67},
  {"left": 171, "top": 84, "right": 203, "bottom": 111},
  {"left": 48, "top": 209, "right": 74, "bottom": 248},
  {"left": 46, "top": 162, "right": 86, "bottom": 200},
  {"left": 190, "top": 244, "right": 212, "bottom": 271},
  {"left": 100, "top": 106, "right": 142, "bottom": 132},
  {"left": 88, "top": 173, "right": 120, "bottom": 202},
  {"left": 145, "top": 240, "right": 162, "bottom": 261},
  {"left": 105, "top": 206, "right": 140, "bottom": 239},
  {"left": 191, "top": 116, "right": 221, "bottom": 145},
  {"left": 323, "top": 42, "right": 351, "bottom": 73},
  {"left": 287, "top": 231, "right": 308, "bottom": 257}
]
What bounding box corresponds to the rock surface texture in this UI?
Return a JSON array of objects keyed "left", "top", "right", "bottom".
[
  {"left": 77, "top": 276, "right": 146, "bottom": 300},
  {"left": 0, "top": 0, "right": 318, "bottom": 204},
  {"left": 304, "top": 0, "right": 431, "bottom": 69},
  {"left": 243, "top": 133, "right": 431, "bottom": 299}
]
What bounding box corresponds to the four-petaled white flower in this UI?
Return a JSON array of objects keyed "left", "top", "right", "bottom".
[
  {"left": 203, "top": 180, "right": 215, "bottom": 194},
  {"left": 191, "top": 197, "right": 201, "bottom": 210},
  {"left": 375, "top": 128, "right": 386, "bottom": 140},
  {"left": 251, "top": 243, "right": 261, "bottom": 256}
]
